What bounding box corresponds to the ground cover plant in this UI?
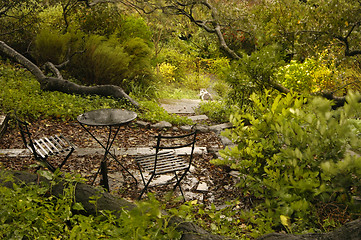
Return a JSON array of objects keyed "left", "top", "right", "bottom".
[
  {"left": 0, "top": 171, "right": 181, "bottom": 239},
  {"left": 0, "top": 59, "right": 189, "bottom": 125}
]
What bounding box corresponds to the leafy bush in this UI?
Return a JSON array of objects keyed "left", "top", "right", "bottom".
[
  {"left": 0, "top": 171, "right": 181, "bottom": 239},
  {"left": 225, "top": 44, "right": 285, "bottom": 107},
  {"left": 37, "top": 4, "right": 64, "bottom": 31},
  {"left": 203, "top": 57, "right": 231, "bottom": 80},
  {"left": 67, "top": 35, "right": 129, "bottom": 86},
  {"left": 275, "top": 52, "right": 340, "bottom": 93},
  {"left": 155, "top": 48, "right": 193, "bottom": 81},
  {"left": 275, "top": 59, "right": 315, "bottom": 92},
  {"left": 122, "top": 37, "right": 154, "bottom": 89},
  {"left": 158, "top": 62, "right": 178, "bottom": 84},
  {"left": 213, "top": 91, "right": 361, "bottom": 235},
  {"left": 75, "top": 4, "right": 122, "bottom": 37},
  {"left": 171, "top": 200, "right": 250, "bottom": 239},
  {"left": 181, "top": 73, "right": 211, "bottom": 91},
  {"left": 65, "top": 34, "right": 154, "bottom": 91},
  {"left": 0, "top": 0, "right": 41, "bottom": 53},
  {"left": 138, "top": 100, "right": 192, "bottom": 125},
  {"left": 118, "top": 15, "right": 153, "bottom": 46},
  {"left": 197, "top": 101, "right": 234, "bottom": 123},
  {"left": 34, "top": 28, "right": 72, "bottom": 64},
  {"left": 212, "top": 81, "right": 231, "bottom": 98}
]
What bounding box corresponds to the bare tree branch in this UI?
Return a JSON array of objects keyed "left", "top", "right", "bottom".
[
  {"left": 0, "top": 41, "right": 139, "bottom": 107},
  {"left": 44, "top": 62, "right": 64, "bottom": 79}
]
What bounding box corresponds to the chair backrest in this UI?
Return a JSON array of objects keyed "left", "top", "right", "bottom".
[
  {"left": 154, "top": 130, "right": 197, "bottom": 169},
  {"left": 14, "top": 112, "right": 41, "bottom": 161}
]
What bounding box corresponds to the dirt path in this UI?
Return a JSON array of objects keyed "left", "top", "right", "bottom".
[{"left": 159, "top": 99, "right": 202, "bottom": 114}]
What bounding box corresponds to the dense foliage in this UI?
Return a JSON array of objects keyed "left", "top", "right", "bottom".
[
  {"left": 1, "top": 0, "right": 361, "bottom": 239},
  {"left": 0, "top": 60, "right": 189, "bottom": 125},
  {"left": 0, "top": 171, "right": 181, "bottom": 239},
  {"left": 213, "top": 91, "right": 361, "bottom": 234}
]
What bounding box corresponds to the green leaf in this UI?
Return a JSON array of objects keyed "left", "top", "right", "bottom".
[{"left": 72, "top": 202, "right": 85, "bottom": 211}]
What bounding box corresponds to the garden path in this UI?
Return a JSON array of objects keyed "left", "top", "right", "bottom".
[{"left": 0, "top": 100, "right": 240, "bottom": 207}]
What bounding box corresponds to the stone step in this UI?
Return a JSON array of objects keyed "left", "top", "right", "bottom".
[
  {"left": 159, "top": 99, "right": 202, "bottom": 114},
  {"left": 187, "top": 115, "right": 208, "bottom": 122},
  {"left": 0, "top": 146, "right": 207, "bottom": 158}
]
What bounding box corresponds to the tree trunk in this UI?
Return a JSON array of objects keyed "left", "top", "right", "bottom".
[
  {"left": 258, "top": 219, "right": 361, "bottom": 240},
  {"left": 0, "top": 41, "right": 139, "bottom": 108}
]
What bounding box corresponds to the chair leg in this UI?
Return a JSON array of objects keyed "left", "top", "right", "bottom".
[
  {"left": 91, "top": 165, "right": 102, "bottom": 185},
  {"left": 41, "top": 156, "right": 56, "bottom": 173},
  {"left": 138, "top": 173, "right": 155, "bottom": 200},
  {"left": 173, "top": 170, "right": 189, "bottom": 201},
  {"left": 58, "top": 148, "right": 74, "bottom": 170}
]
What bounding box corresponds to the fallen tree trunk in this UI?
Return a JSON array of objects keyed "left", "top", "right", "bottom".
[
  {"left": 0, "top": 170, "right": 227, "bottom": 240},
  {"left": 0, "top": 41, "right": 139, "bottom": 108},
  {"left": 258, "top": 218, "right": 361, "bottom": 240}
]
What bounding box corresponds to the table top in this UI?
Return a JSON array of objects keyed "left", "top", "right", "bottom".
[{"left": 77, "top": 108, "right": 137, "bottom": 126}]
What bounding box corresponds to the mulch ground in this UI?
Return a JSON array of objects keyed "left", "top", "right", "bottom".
[{"left": 0, "top": 118, "right": 243, "bottom": 208}]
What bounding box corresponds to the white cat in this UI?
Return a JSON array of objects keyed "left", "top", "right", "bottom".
[{"left": 199, "top": 88, "right": 213, "bottom": 101}]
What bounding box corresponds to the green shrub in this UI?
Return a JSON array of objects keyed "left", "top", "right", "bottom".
[
  {"left": 138, "top": 100, "right": 192, "bottom": 125},
  {"left": 0, "top": 1, "right": 41, "bottom": 53},
  {"left": 275, "top": 52, "right": 340, "bottom": 93},
  {"left": 197, "top": 101, "right": 234, "bottom": 123},
  {"left": 75, "top": 4, "right": 122, "bottom": 37},
  {"left": 67, "top": 35, "right": 154, "bottom": 90},
  {"left": 0, "top": 171, "right": 181, "bottom": 239},
  {"left": 37, "top": 4, "right": 64, "bottom": 31},
  {"left": 158, "top": 62, "right": 178, "bottom": 84},
  {"left": 33, "top": 28, "right": 72, "bottom": 64},
  {"left": 213, "top": 91, "right": 361, "bottom": 235},
  {"left": 204, "top": 57, "right": 231, "bottom": 79},
  {"left": 75, "top": 6, "right": 153, "bottom": 44},
  {"left": 68, "top": 35, "right": 130, "bottom": 86},
  {"left": 155, "top": 48, "right": 192, "bottom": 81},
  {"left": 181, "top": 73, "right": 211, "bottom": 91},
  {"left": 225, "top": 44, "right": 285, "bottom": 107},
  {"left": 170, "top": 200, "right": 251, "bottom": 240},
  {"left": 212, "top": 80, "right": 231, "bottom": 98},
  {"left": 122, "top": 37, "right": 154, "bottom": 89},
  {"left": 118, "top": 15, "right": 153, "bottom": 46}
]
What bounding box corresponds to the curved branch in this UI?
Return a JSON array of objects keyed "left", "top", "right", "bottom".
[
  {"left": 0, "top": 41, "right": 139, "bottom": 108},
  {"left": 42, "top": 77, "right": 139, "bottom": 107},
  {"left": 44, "top": 62, "right": 64, "bottom": 79},
  {"left": 0, "top": 41, "right": 46, "bottom": 80},
  {"left": 333, "top": 21, "right": 361, "bottom": 56}
]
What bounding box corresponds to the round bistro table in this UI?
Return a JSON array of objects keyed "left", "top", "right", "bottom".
[{"left": 77, "top": 108, "right": 137, "bottom": 191}]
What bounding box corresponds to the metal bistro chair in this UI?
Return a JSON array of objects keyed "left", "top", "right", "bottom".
[
  {"left": 135, "top": 130, "right": 197, "bottom": 201},
  {"left": 15, "top": 113, "right": 75, "bottom": 173}
]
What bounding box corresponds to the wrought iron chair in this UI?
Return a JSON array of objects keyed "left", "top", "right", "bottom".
[
  {"left": 15, "top": 112, "right": 75, "bottom": 172},
  {"left": 135, "top": 130, "right": 197, "bottom": 201}
]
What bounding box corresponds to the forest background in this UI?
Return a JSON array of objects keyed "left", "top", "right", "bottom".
[{"left": 1, "top": 0, "right": 361, "bottom": 239}]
